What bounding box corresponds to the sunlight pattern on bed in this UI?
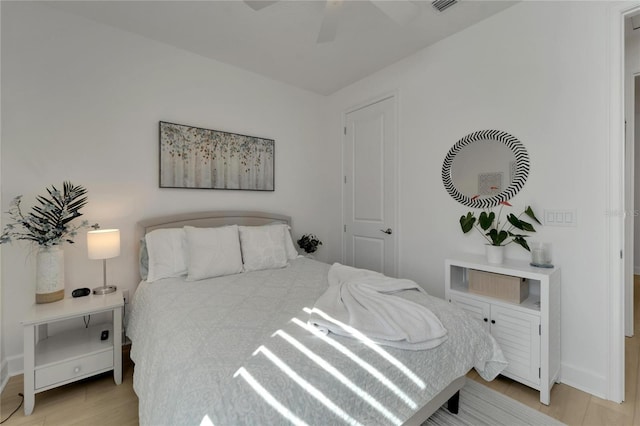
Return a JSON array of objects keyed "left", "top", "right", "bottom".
[
  {"left": 128, "top": 258, "right": 507, "bottom": 425},
  {"left": 250, "top": 345, "right": 362, "bottom": 425},
  {"left": 290, "top": 317, "right": 418, "bottom": 407},
  {"left": 304, "top": 306, "right": 427, "bottom": 389}
]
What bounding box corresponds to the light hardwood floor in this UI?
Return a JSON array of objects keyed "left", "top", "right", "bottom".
[{"left": 3, "top": 280, "right": 640, "bottom": 426}]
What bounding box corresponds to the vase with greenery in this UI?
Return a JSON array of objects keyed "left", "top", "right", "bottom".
[
  {"left": 1, "top": 181, "right": 98, "bottom": 303},
  {"left": 459, "top": 201, "right": 540, "bottom": 263},
  {"left": 297, "top": 234, "right": 322, "bottom": 255}
]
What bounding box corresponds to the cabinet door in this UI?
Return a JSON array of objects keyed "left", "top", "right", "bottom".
[
  {"left": 449, "top": 293, "right": 490, "bottom": 332},
  {"left": 491, "top": 305, "right": 541, "bottom": 386}
]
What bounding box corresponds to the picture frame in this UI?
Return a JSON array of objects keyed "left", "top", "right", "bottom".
[{"left": 159, "top": 121, "right": 274, "bottom": 191}]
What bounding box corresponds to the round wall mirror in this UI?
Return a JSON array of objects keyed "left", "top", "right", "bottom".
[{"left": 442, "top": 130, "right": 530, "bottom": 208}]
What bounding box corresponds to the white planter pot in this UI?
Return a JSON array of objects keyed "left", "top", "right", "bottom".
[
  {"left": 36, "top": 246, "right": 65, "bottom": 304},
  {"left": 485, "top": 245, "right": 505, "bottom": 265}
]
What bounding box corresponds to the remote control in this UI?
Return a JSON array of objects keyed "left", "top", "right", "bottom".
[{"left": 72, "top": 288, "right": 91, "bottom": 298}]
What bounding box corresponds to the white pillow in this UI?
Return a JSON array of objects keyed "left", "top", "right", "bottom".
[
  {"left": 145, "top": 228, "right": 188, "bottom": 282},
  {"left": 268, "top": 223, "right": 298, "bottom": 260},
  {"left": 185, "top": 225, "right": 243, "bottom": 281},
  {"left": 239, "top": 225, "right": 288, "bottom": 272}
]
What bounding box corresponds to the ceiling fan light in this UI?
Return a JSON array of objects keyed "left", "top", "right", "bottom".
[
  {"left": 244, "top": 1, "right": 278, "bottom": 11},
  {"left": 317, "top": 0, "right": 343, "bottom": 43},
  {"left": 370, "top": 0, "right": 419, "bottom": 26},
  {"left": 432, "top": 0, "right": 458, "bottom": 13}
]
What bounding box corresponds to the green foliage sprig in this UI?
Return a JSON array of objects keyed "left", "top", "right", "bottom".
[
  {"left": 1, "top": 181, "right": 98, "bottom": 247},
  {"left": 297, "top": 234, "right": 322, "bottom": 254},
  {"left": 459, "top": 201, "right": 541, "bottom": 251}
]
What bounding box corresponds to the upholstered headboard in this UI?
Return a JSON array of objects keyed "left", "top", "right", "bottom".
[
  {"left": 136, "top": 210, "right": 291, "bottom": 239},
  {"left": 135, "top": 211, "right": 293, "bottom": 281}
]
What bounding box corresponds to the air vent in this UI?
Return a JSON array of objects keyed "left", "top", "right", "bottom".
[{"left": 432, "top": 0, "right": 457, "bottom": 13}]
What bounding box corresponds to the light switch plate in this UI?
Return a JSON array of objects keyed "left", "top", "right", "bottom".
[{"left": 543, "top": 209, "right": 577, "bottom": 227}]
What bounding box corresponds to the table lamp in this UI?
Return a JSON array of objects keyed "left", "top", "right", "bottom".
[{"left": 87, "top": 229, "right": 120, "bottom": 295}]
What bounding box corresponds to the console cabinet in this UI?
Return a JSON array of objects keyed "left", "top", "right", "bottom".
[{"left": 445, "top": 254, "right": 561, "bottom": 405}]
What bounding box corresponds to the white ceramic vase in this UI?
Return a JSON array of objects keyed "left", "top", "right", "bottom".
[
  {"left": 485, "top": 245, "right": 505, "bottom": 265},
  {"left": 36, "top": 246, "right": 65, "bottom": 304}
]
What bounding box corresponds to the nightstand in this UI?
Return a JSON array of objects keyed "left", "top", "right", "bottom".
[{"left": 21, "top": 290, "right": 124, "bottom": 415}]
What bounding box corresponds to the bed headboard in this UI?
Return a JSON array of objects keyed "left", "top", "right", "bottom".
[
  {"left": 135, "top": 211, "right": 292, "bottom": 281},
  {"left": 137, "top": 210, "right": 291, "bottom": 237}
]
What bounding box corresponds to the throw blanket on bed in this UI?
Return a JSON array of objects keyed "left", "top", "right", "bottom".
[{"left": 308, "top": 263, "right": 448, "bottom": 350}]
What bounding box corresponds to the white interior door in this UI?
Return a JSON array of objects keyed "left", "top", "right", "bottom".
[
  {"left": 625, "top": 73, "right": 637, "bottom": 337},
  {"left": 343, "top": 95, "right": 397, "bottom": 276}
]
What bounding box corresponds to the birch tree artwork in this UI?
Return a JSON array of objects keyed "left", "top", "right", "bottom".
[{"left": 160, "top": 122, "right": 274, "bottom": 191}]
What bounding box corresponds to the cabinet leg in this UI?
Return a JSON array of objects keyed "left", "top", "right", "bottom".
[
  {"left": 447, "top": 391, "right": 460, "bottom": 414},
  {"left": 23, "top": 325, "right": 35, "bottom": 415},
  {"left": 540, "top": 389, "right": 550, "bottom": 405},
  {"left": 24, "top": 393, "right": 34, "bottom": 416},
  {"left": 113, "top": 307, "right": 122, "bottom": 385}
]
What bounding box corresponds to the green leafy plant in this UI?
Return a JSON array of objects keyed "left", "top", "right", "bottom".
[
  {"left": 1, "top": 181, "right": 98, "bottom": 247},
  {"left": 297, "top": 234, "right": 322, "bottom": 254},
  {"left": 459, "top": 201, "right": 541, "bottom": 251}
]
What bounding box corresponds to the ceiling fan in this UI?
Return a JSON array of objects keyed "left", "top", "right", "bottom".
[{"left": 244, "top": 0, "right": 425, "bottom": 44}]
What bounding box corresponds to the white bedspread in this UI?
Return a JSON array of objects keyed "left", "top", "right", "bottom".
[
  {"left": 309, "top": 263, "right": 447, "bottom": 350},
  {"left": 128, "top": 258, "right": 506, "bottom": 426}
]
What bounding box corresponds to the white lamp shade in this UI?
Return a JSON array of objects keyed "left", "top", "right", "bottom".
[{"left": 87, "top": 229, "right": 121, "bottom": 260}]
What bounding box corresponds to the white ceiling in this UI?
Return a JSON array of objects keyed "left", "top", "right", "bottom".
[{"left": 45, "top": 0, "right": 518, "bottom": 95}]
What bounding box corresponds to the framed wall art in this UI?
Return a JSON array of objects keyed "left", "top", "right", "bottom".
[{"left": 159, "top": 121, "right": 274, "bottom": 191}]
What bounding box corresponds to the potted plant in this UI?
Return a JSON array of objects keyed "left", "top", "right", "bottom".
[
  {"left": 459, "top": 201, "right": 540, "bottom": 264},
  {"left": 297, "top": 234, "right": 322, "bottom": 257},
  {"left": 1, "top": 181, "right": 98, "bottom": 303}
]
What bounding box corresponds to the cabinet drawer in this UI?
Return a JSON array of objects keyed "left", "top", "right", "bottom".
[{"left": 35, "top": 350, "right": 113, "bottom": 389}]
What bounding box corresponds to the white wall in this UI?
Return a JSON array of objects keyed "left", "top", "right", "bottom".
[
  {"left": 637, "top": 78, "right": 640, "bottom": 269},
  {"left": 629, "top": 27, "right": 640, "bottom": 273},
  {"left": 327, "top": 1, "right": 612, "bottom": 398},
  {"left": 0, "top": 0, "right": 6, "bottom": 391},
  {"left": 0, "top": 2, "right": 338, "bottom": 375},
  {"left": 629, "top": 22, "right": 640, "bottom": 340}
]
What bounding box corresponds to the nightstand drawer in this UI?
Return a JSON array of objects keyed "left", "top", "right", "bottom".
[{"left": 35, "top": 350, "right": 113, "bottom": 389}]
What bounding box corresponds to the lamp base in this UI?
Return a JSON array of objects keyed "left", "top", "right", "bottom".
[{"left": 93, "top": 285, "right": 117, "bottom": 295}]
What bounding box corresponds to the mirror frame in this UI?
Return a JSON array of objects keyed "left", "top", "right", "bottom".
[{"left": 442, "top": 129, "right": 530, "bottom": 208}]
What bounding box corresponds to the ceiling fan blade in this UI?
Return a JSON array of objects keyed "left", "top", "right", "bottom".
[
  {"left": 317, "top": 0, "right": 343, "bottom": 44},
  {"left": 370, "top": 0, "right": 419, "bottom": 26},
  {"left": 244, "top": 1, "right": 278, "bottom": 11}
]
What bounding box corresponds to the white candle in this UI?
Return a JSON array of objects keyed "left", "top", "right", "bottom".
[{"left": 532, "top": 248, "right": 544, "bottom": 264}]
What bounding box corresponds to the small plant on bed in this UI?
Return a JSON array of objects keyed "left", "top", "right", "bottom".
[
  {"left": 459, "top": 201, "right": 541, "bottom": 251},
  {"left": 297, "top": 234, "right": 322, "bottom": 254}
]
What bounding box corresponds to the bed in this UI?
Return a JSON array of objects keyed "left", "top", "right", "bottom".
[{"left": 128, "top": 211, "right": 507, "bottom": 425}]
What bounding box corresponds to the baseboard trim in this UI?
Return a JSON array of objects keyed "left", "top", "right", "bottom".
[
  {"left": 0, "top": 358, "right": 8, "bottom": 393},
  {"left": 6, "top": 354, "right": 23, "bottom": 379},
  {"left": 560, "top": 362, "right": 607, "bottom": 400}
]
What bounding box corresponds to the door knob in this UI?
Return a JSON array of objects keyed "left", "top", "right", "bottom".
[{"left": 380, "top": 228, "right": 392, "bottom": 235}]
